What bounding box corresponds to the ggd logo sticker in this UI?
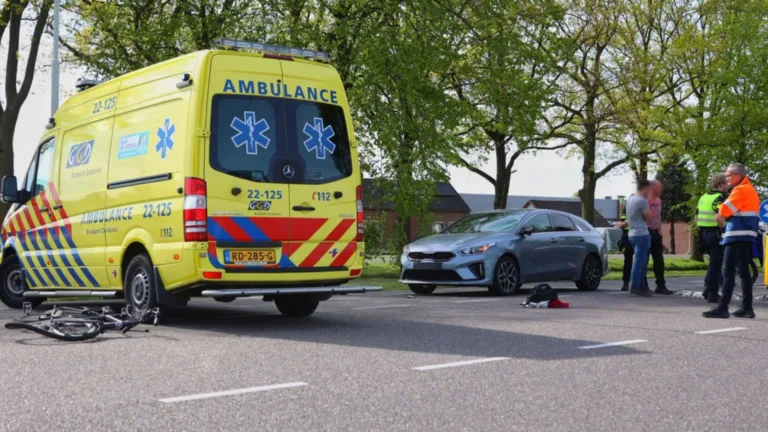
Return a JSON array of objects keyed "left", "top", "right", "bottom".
[
  {"left": 66, "top": 140, "right": 94, "bottom": 168},
  {"left": 249, "top": 200, "right": 272, "bottom": 211}
]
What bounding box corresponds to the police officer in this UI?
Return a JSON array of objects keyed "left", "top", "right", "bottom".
[
  {"left": 698, "top": 173, "right": 728, "bottom": 303},
  {"left": 618, "top": 199, "right": 632, "bottom": 291},
  {"left": 703, "top": 163, "right": 760, "bottom": 319}
]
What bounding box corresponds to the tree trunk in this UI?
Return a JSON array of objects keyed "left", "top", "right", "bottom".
[
  {"left": 669, "top": 218, "right": 676, "bottom": 254},
  {"left": 493, "top": 138, "right": 507, "bottom": 209},
  {"left": 579, "top": 132, "right": 597, "bottom": 224},
  {"left": 690, "top": 229, "right": 703, "bottom": 261}
]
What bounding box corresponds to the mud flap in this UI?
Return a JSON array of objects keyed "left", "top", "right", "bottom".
[{"left": 153, "top": 266, "right": 188, "bottom": 308}]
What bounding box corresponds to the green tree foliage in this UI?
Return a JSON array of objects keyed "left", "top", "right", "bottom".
[{"left": 656, "top": 157, "right": 692, "bottom": 253}]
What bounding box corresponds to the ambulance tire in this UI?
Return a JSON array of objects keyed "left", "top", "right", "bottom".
[
  {"left": 0, "top": 254, "right": 43, "bottom": 309},
  {"left": 274, "top": 295, "right": 319, "bottom": 317},
  {"left": 213, "top": 296, "right": 236, "bottom": 303},
  {"left": 124, "top": 254, "right": 159, "bottom": 314}
]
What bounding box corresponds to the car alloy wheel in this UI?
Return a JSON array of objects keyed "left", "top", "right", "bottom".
[
  {"left": 491, "top": 257, "right": 520, "bottom": 296},
  {"left": 576, "top": 255, "right": 602, "bottom": 291}
]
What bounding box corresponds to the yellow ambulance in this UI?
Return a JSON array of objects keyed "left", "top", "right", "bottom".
[{"left": 0, "top": 39, "right": 379, "bottom": 317}]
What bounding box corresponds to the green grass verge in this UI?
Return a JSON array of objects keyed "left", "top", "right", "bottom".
[{"left": 360, "top": 257, "right": 715, "bottom": 291}]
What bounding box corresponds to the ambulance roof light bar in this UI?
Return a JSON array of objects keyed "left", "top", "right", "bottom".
[{"left": 216, "top": 38, "right": 330, "bottom": 62}]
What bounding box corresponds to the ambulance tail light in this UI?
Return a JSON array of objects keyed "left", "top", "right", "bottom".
[
  {"left": 356, "top": 185, "right": 364, "bottom": 242},
  {"left": 184, "top": 177, "right": 208, "bottom": 242}
]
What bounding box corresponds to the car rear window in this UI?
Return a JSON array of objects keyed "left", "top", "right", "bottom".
[
  {"left": 550, "top": 214, "right": 575, "bottom": 231},
  {"left": 210, "top": 95, "right": 352, "bottom": 184}
]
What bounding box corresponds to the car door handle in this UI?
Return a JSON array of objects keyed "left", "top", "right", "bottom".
[
  {"left": 549, "top": 238, "right": 558, "bottom": 243},
  {"left": 292, "top": 205, "right": 316, "bottom": 212},
  {"left": 578, "top": 237, "right": 585, "bottom": 242}
]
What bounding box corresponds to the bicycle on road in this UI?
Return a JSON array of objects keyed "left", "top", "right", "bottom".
[{"left": 4, "top": 303, "right": 159, "bottom": 342}]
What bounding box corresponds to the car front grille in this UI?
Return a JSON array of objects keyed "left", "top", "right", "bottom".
[
  {"left": 402, "top": 269, "right": 462, "bottom": 282},
  {"left": 407, "top": 252, "right": 455, "bottom": 262}
]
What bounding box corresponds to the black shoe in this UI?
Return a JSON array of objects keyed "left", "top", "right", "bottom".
[
  {"left": 707, "top": 294, "right": 721, "bottom": 304},
  {"left": 732, "top": 308, "right": 756, "bottom": 319},
  {"left": 655, "top": 286, "right": 674, "bottom": 295},
  {"left": 630, "top": 288, "right": 652, "bottom": 297},
  {"left": 621, "top": 283, "right": 629, "bottom": 291},
  {"left": 702, "top": 307, "right": 730, "bottom": 319},
  {"left": 702, "top": 290, "right": 709, "bottom": 300}
]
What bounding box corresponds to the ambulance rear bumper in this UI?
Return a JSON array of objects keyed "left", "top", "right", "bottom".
[{"left": 200, "top": 286, "right": 382, "bottom": 297}]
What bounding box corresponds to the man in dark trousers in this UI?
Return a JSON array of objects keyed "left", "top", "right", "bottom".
[
  {"left": 698, "top": 173, "right": 728, "bottom": 303},
  {"left": 703, "top": 163, "right": 760, "bottom": 319},
  {"left": 648, "top": 180, "right": 673, "bottom": 294}
]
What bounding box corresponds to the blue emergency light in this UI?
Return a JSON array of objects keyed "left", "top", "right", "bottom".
[{"left": 216, "top": 38, "right": 330, "bottom": 62}]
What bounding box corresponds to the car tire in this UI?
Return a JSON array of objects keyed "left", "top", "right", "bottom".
[
  {"left": 576, "top": 255, "right": 602, "bottom": 291},
  {"left": 0, "top": 255, "right": 44, "bottom": 309},
  {"left": 489, "top": 256, "right": 520, "bottom": 296},
  {"left": 213, "top": 296, "right": 236, "bottom": 303},
  {"left": 275, "top": 295, "right": 319, "bottom": 317},
  {"left": 124, "top": 253, "right": 159, "bottom": 314},
  {"left": 408, "top": 284, "right": 436, "bottom": 295}
]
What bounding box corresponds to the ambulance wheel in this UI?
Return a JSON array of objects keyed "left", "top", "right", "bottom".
[
  {"left": 0, "top": 255, "right": 43, "bottom": 309},
  {"left": 124, "top": 254, "right": 158, "bottom": 314},
  {"left": 408, "top": 284, "right": 436, "bottom": 295},
  {"left": 274, "top": 295, "right": 319, "bottom": 317},
  {"left": 213, "top": 296, "right": 236, "bottom": 303}
]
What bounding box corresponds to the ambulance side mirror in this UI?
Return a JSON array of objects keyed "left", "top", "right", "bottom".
[{"left": 1, "top": 176, "right": 19, "bottom": 204}]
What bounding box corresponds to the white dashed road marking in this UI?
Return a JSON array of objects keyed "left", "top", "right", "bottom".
[
  {"left": 353, "top": 305, "right": 410, "bottom": 310},
  {"left": 578, "top": 340, "right": 648, "bottom": 350},
  {"left": 413, "top": 357, "right": 510, "bottom": 371},
  {"left": 159, "top": 382, "right": 308, "bottom": 403},
  {"left": 454, "top": 299, "right": 503, "bottom": 304},
  {"left": 695, "top": 327, "right": 747, "bottom": 335}
]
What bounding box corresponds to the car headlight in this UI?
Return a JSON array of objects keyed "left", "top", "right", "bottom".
[
  {"left": 403, "top": 245, "right": 410, "bottom": 254},
  {"left": 459, "top": 243, "right": 496, "bottom": 255}
]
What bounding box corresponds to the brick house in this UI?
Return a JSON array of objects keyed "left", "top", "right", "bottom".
[{"left": 362, "top": 179, "right": 471, "bottom": 241}]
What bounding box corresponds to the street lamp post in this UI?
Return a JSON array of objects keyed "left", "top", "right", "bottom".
[{"left": 51, "top": 0, "right": 60, "bottom": 117}]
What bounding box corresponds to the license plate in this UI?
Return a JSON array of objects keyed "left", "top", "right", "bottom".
[
  {"left": 224, "top": 250, "right": 276, "bottom": 265},
  {"left": 414, "top": 262, "right": 442, "bottom": 270}
]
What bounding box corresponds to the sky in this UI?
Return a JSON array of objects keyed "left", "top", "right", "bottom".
[{"left": 14, "top": 64, "right": 638, "bottom": 201}]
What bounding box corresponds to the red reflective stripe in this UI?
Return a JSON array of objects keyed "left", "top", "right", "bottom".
[
  {"left": 39, "top": 191, "right": 57, "bottom": 223},
  {"left": 48, "top": 182, "right": 69, "bottom": 219},
  {"left": 299, "top": 242, "right": 334, "bottom": 268},
  {"left": 214, "top": 217, "right": 252, "bottom": 242},
  {"left": 330, "top": 242, "right": 356, "bottom": 267},
  {"left": 29, "top": 198, "right": 46, "bottom": 227},
  {"left": 290, "top": 218, "right": 326, "bottom": 241},
  {"left": 249, "top": 217, "right": 290, "bottom": 242},
  {"left": 22, "top": 208, "right": 36, "bottom": 232},
  {"left": 281, "top": 243, "right": 302, "bottom": 258},
  {"left": 325, "top": 219, "right": 354, "bottom": 242}
]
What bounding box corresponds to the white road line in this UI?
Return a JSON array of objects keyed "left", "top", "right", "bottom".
[
  {"left": 352, "top": 304, "right": 410, "bottom": 310},
  {"left": 454, "top": 298, "right": 503, "bottom": 304},
  {"left": 608, "top": 291, "right": 627, "bottom": 295},
  {"left": 558, "top": 295, "right": 574, "bottom": 298},
  {"left": 413, "top": 357, "right": 510, "bottom": 371},
  {"left": 695, "top": 327, "right": 747, "bottom": 335},
  {"left": 159, "top": 382, "right": 308, "bottom": 403},
  {"left": 578, "top": 339, "right": 648, "bottom": 350}
]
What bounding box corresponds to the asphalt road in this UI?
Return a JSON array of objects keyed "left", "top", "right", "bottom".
[{"left": 2, "top": 277, "right": 768, "bottom": 432}]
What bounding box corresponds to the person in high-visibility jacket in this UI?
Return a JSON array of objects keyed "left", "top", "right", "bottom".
[
  {"left": 698, "top": 173, "right": 728, "bottom": 303},
  {"left": 703, "top": 163, "right": 760, "bottom": 319}
]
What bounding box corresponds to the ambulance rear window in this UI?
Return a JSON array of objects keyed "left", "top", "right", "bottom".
[{"left": 210, "top": 95, "right": 352, "bottom": 184}]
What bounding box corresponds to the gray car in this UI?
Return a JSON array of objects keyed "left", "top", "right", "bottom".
[{"left": 399, "top": 209, "right": 608, "bottom": 295}]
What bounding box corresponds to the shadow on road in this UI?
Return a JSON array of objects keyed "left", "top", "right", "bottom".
[{"left": 153, "top": 302, "right": 647, "bottom": 361}]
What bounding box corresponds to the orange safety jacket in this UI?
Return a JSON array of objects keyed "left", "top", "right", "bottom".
[{"left": 720, "top": 176, "right": 760, "bottom": 245}]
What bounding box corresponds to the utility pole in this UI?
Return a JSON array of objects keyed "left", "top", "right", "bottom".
[{"left": 51, "top": 0, "right": 60, "bottom": 117}]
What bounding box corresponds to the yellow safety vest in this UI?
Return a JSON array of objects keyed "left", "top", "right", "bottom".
[{"left": 697, "top": 191, "right": 724, "bottom": 228}]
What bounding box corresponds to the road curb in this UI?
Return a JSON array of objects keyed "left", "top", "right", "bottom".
[{"left": 675, "top": 290, "right": 768, "bottom": 302}]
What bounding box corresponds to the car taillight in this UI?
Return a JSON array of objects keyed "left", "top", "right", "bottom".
[
  {"left": 356, "top": 185, "right": 364, "bottom": 242},
  {"left": 184, "top": 177, "right": 207, "bottom": 242}
]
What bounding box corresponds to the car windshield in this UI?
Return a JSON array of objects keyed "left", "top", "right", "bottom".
[{"left": 444, "top": 212, "right": 526, "bottom": 233}]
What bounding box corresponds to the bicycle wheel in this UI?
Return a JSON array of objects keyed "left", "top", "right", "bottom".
[{"left": 5, "top": 320, "right": 102, "bottom": 341}]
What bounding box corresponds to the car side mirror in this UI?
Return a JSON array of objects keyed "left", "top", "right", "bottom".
[
  {"left": 520, "top": 227, "right": 533, "bottom": 236},
  {"left": 1, "top": 176, "right": 19, "bottom": 204}
]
